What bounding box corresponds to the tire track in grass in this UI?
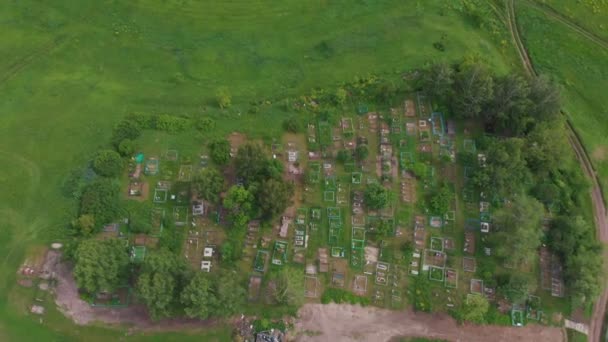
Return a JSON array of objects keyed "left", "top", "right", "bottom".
[{"left": 506, "top": 1, "right": 608, "bottom": 341}]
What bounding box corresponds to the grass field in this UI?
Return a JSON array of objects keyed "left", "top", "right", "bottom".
[
  {"left": 0, "top": 0, "right": 539, "bottom": 339},
  {"left": 516, "top": 2, "right": 608, "bottom": 200},
  {"left": 538, "top": 0, "right": 608, "bottom": 40}
]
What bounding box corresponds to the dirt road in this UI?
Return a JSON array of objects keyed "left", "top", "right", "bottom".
[
  {"left": 507, "top": 1, "right": 608, "bottom": 341},
  {"left": 293, "top": 304, "right": 564, "bottom": 342}
]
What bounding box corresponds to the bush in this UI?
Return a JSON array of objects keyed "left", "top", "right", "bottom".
[
  {"left": 92, "top": 150, "right": 123, "bottom": 177},
  {"left": 321, "top": 288, "right": 370, "bottom": 306},
  {"left": 155, "top": 114, "right": 190, "bottom": 133},
  {"left": 117, "top": 139, "right": 136, "bottom": 157},
  {"left": 209, "top": 139, "right": 231, "bottom": 165},
  {"left": 282, "top": 117, "right": 300, "bottom": 133}
]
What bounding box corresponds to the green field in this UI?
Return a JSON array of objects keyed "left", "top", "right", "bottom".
[{"left": 539, "top": 0, "right": 608, "bottom": 40}]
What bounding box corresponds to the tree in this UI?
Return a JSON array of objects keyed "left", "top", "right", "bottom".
[
  {"left": 473, "top": 138, "right": 530, "bottom": 197},
  {"left": 282, "top": 117, "right": 300, "bottom": 133},
  {"left": 216, "top": 87, "right": 231, "bottom": 109},
  {"left": 223, "top": 185, "right": 255, "bottom": 228},
  {"left": 364, "top": 183, "right": 390, "bottom": 210},
  {"left": 335, "top": 87, "right": 348, "bottom": 106},
  {"left": 336, "top": 150, "right": 352, "bottom": 164},
  {"left": 71, "top": 214, "right": 95, "bottom": 237},
  {"left": 487, "top": 74, "right": 531, "bottom": 133},
  {"left": 274, "top": 267, "right": 305, "bottom": 307},
  {"left": 355, "top": 145, "right": 369, "bottom": 161},
  {"left": 137, "top": 271, "right": 176, "bottom": 319},
  {"left": 208, "top": 139, "right": 231, "bottom": 166},
  {"left": 111, "top": 119, "right": 141, "bottom": 147},
  {"left": 234, "top": 144, "right": 268, "bottom": 184},
  {"left": 428, "top": 182, "right": 451, "bottom": 215},
  {"left": 490, "top": 195, "right": 543, "bottom": 266},
  {"left": 499, "top": 273, "right": 537, "bottom": 304},
  {"left": 123, "top": 200, "right": 153, "bottom": 234},
  {"left": 73, "top": 238, "right": 129, "bottom": 294},
  {"left": 80, "top": 178, "right": 121, "bottom": 225},
  {"left": 214, "top": 271, "right": 247, "bottom": 317},
  {"left": 452, "top": 61, "right": 494, "bottom": 118},
  {"left": 524, "top": 121, "right": 569, "bottom": 176},
  {"left": 181, "top": 272, "right": 216, "bottom": 319},
  {"left": 117, "top": 139, "right": 136, "bottom": 157},
  {"left": 92, "top": 150, "right": 123, "bottom": 177},
  {"left": 421, "top": 61, "right": 454, "bottom": 103},
  {"left": 193, "top": 167, "right": 224, "bottom": 203},
  {"left": 528, "top": 75, "right": 561, "bottom": 122},
  {"left": 461, "top": 294, "right": 489, "bottom": 324},
  {"left": 257, "top": 178, "right": 294, "bottom": 219}
]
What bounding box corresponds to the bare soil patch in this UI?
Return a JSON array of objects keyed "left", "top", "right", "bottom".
[
  {"left": 293, "top": 304, "right": 563, "bottom": 342},
  {"left": 592, "top": 145, "right": 608, "bottom": 162}
]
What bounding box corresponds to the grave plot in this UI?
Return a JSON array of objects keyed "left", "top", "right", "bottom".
[
  {"left": 423, "top": 250, "right": 446, "bottom": 271},
  {"left": 173, "top": 206, "right": 189, "bottom": 226},
  {"left": 431, "top": 112, "right": 445, "bottom": 136},
  {"left": 271, "top": 241, "right": 288, "bottom": 265},
  {"left": 336, "top": 183, "right": 348, "bottom": 206},
  {"left": 341, "top": 117, "right": 355, "bottom": 135},
  {"left": 352, "top": 227, "right": 366, "bottom": 250},
  {"left": 414, "top": 229, "right": 426, "bottom": 251},
  {"left": 101, "top": 223, "right": 119, "bottom": 239},
  {"left": 429, "top": 216, "right": 443, "bottom": 228},
  {"left": 401, "top": 174, "right": 416, "bottom": 203},
  {"left": 153, "top": 188, "right": 168, "bottom": 203},
  {"left": 399, "top": 151, "right": 414, "bottom": 170},
  {"left": 150, "top": 208, "right": 165, "bottom": 237},
  {"left": 353, "top": 275, "right": 368, "bottom": 296},
  {"left": 550, "top": 254, "right": 565, "bottom": 297},
  {"left": 318, "top": 121, "right": 332, "bottom": 150},
  {"left": 409, "top": 251, "right": 421, "bottom": 276},
  {"left": 294, "top": 208, "right": 308, "bottom": 248},
  {"left": 526, "top": 296, "right": 542, "bottom": 321},
  {"left": 463, "top": 257, "right": 477, "bottom": 273},
  {"left": 130, "top": 246, "right": 146, "bottom": 263},
  {"left": 445, "top": 268, "right": 458, "bottom": 288},
  {"left": 293, "top": 249, "right": 305, "bottom": 264},
  {"left": 254, "top": 250, "right": 269, "bottom": 273},
  {"left": 463, "top": 139, "right": 476, "bottom": 153},
  {"left": 443, "top": 238, "right": 455, "bottom": 251},
  {"left": 145, "top": 157, "right": 160, "bottom": 176},
  {"left": 184, "top": 237, "right": 201, "bottom": 264},
  {"left": 318, "top": 248, "right": 329, "bottom": 273},
  {"left": 351, "top": 172, "right": 362, "bottom": 184},
  {"left": 367, "top": 113, "right": 378, "bottom": 133},
  {"left": 128, "top": 181, "right": 144, "bottom": 197},
  {"left": 373, "top": 287, "right": 387, "bottom": 306},
  {"left": 308, "top": 162, "right": 321, "bottom": 183},
  {"left": 447, "top": 119, "right": 456, "bottom": 136},
  {"left": 464, "top": 231, "right": 475, "bottom": 254},
  {"left": 331, "top": 247, "right": 345, "bottom": 258},
  {"left": 430, "top": 237, "right": 444, "bottom": 252},
  {"left": 417, "top": 92, "right": 430, "bottom": 117},
  {"left": 404, "top": 99, "right": 416, "bottom": 117},
  {"left": 375, "top": 261, "right": 390, "bottom": 286},
  {"left": 351, "top": 247, "right": 364, "bottom": 270},
  {"left": 91, "top": 287, "right": 131, "bottom": 308},
  {"left": 305, "top": 276, "right": 320, "bottom": 298},
  {"left": 307, "top": 123, "right": 318, "bottom": 148},
  {"left": 164, "top": 149, "right": 178, "bottom": 161},
  {"left": 248, "top": 275, "right": 262, "bottom": 301},
  {"left": 380, "top": 122, "right": 390, "bottom": 145},
  {"left": 178, "top": 165, "right": 193, "bottom": 182},
  {"left": 429, "top": 266, "right": 445, "bottom": 282},
  {"left": 511, "top": 307, "right": 525, "bottom": 327},
  {"left": 470, "top": 279, "right": 484, "bottom": 295},
  {"left": 405, "top": 122, "right": 417, "bottom": 136},
  {"left": 278, "top": 215, "right": 292, "bottom": 239}
]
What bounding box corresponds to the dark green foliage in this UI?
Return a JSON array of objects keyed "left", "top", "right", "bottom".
[
  {"left": 79, "top": 178, "right": 121, "bottom": 225},
  {"left": 364, "top": 183, "right": 390, "bottom": 209},
  {"left": 428, "top": 182, "right": 451, "bottom": 215},
  {"left": 524, "top": 121, "right": 569, "bottom": 177},
  {"left": 257, "top": 179, "right": 294, "bottom": 219},
  {"left": 487, "top": 74, "right": 532, "bottom": 134},
  {"left": 73, "top": 238, "right": 129, "bottom": 294},
  {"left": 549, "top": 216, "right": 603, "bottom": 306},
  {"left": 123, "top": 200, "right": 153, "bottom": 234},
  {"left": 194, "top": 117, "right": 216, "bottom": 132},
  {"left": 117, "top": 139, "right": 136, "bottom": 157},
  {"left": 181, "top": 272, "right": 216, "bottom": 319},
  {"left": 214, "top": 271, "right": 247, "bottom": 317},
  {"left": 208, "top": 139, "right": 231, "bottom": 166},
  {"left": 158, "top": 219, "right": 185, "bottom": 253},
  {"left": 92, "top": 150, "right": 123, "bottom": 177},
  {"left": 193, "top": 167, "right": 224, "bottom": 203},
  {"left": 473, "top": 138, "right": 530, "bottom": 197},
  {"left": 155, "top": 114, "right": 190, "bottom": 133},
  {"left": 490, "top": 195, "right": 543, "bottom": 266},
  {"left": 223, "top": 185, "right": 255, "bottom": 229},
  {"left": 235, "top": 144, "right": 269, "bottom": 184},
  {"left": 461, "top": 294, "right": 489, "bottom": 324},
  {"left": 111, "top": 119, "right": 142, "bottom": 147},
  {"left": 321, "top": 288, "right": 370, "bottom": 306},
  {"left": 420, "top": 61, "right": 454, "bottom": 103},
  {"left": 355, "top": 145, "right": 369, "bottom": 161},
  {"left": 282, "top": 116, "right": 300, "bottom": 133},
  {"left": 452, "top": 60, "right": 494, "bottom": 118},
  {"left": 528, "top": 75, "right": 561, "bottom": 123},
  {"left": 336, "top": 149, "right": 353, "bottom": 164}
]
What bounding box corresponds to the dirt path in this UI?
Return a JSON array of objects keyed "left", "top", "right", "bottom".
[
  {"left": 293, "top": 304, "right": 564, "bottom": 342},
  {"left": 507, "top": 1, "right": 608, "bottom": 341}
]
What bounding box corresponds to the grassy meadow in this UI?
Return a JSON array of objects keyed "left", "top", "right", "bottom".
[
  {"left": 516, "top": 2, "right": 608, "bottom": 200},
  {"left": 538, "top": 0, "right": 608, "bottom": 40},
  {"left": 0, "top": 0, "right": 516, "bottom": 339}
]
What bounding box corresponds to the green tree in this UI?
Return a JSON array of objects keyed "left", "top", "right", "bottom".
[
  {"left": 282, "top": 117, "right": 300, "bottom": 133},
  {"left": 335, "top": 87, "right": 348, "bottom": 106},
  {"left": 336, "top": 150, "right": 353, "bottom": 164},
  {"left": 181, "top": 272, "right": 216, "bottom": 319},
  {"left": 193, "top": 167, "right": 225, "bottom": 203},
  {"left": 123, "top": 200, "right": 153, "bottom": 234},
  {"left": 235, "top": 144, "right": 268, "bottom": 184},
  {"left": 73, "top": 238, "right": 129, "bottom": 294},
  {"left": 117, "top": 139, "right": 136, "bottom": 157},
  {"left": 491, "top": 195, "right": 543, "bottom": 266},
  {"left": 524, "top": 121, "right": 569, "bottom": 176},
  {"left": 71, "top": 214, "right": 96, "bottom": 237},
  {"left": 80, "top": 178, "right": 121, "bottom": 225},
  {"left": 216, "top": 87, "right": 232, "bottom": 109},
  {"left": 274, "top": 267, "right": 305, "bottom": 307},
  {"left": 223, "top": 185, "right": 255, "bottom": 228},
  {"left": 355, "top": 145, "right": 369, "bottom": 161},
  {"left": 421, "top": 61, "right": 454, "bottom": 103},
  {"left": 208, "top": 139, "right": 231, "bottom": 166},
  {"left": 257, "top": 178, "right": 294, "bottom": 219},
  {"left": 214, "top": 271, "right": 247, "bottom": 317},
  {"left": 428, "top": 182, "right": 451, "bottom": 215},
  {"left": 461, "top": 294, "right": 489, "bottom": 324},
  {"left": 452, "top": 61, "right": 494, "bottom": 118},
  {"left": 529, "top": 75, "right": 561, "bottom": 122},
  {"left": 364, "top": 183, "right": 390, "bottom": 210},
  {"left": 92, "top": 150, "right": 123, "bottom": 177},
  {"left": 137, "top": 271, "right": 176, "bottom": 319},
  {"left": 473, "top": 138, "right": 530, "bottom": 197},
  {"left": 487, "top": 74, "right": 532, "bottom": 134},
  {"left": 111, "top": 119, "right": 142, "bottom": 147}
]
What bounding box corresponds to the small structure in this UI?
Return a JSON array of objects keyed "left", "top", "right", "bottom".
[
  {"left": 203, "top": 247, "right": 214, "bottom": 258},
  {"left": 192, "top": 201, "right": 205, "bottom": 216},
  {"left": 318, "top": 248, "right": 329, "bottom": 273},
  {"left": 201, "top": 260, "right": 212, "bottom": 272},
  {"left": 144, "top": 157, "right": 159, "bottom": 176}
]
